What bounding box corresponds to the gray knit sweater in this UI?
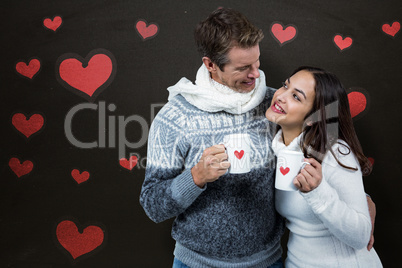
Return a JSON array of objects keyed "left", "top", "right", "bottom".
[{"left": 140, "top": 90, "right": 284, "bottom": 267}]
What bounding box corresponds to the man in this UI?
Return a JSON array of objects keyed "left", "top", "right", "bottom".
[
  {"left": 140, "top": 8, "right": 284, "bottom": 267},
  {"left": 140, "top": 8, "right": 375, "bottom": 268}
]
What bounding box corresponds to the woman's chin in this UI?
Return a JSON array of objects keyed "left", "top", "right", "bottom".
[{"left": 266, "top": 112, "right": 282, "bottom": 125}]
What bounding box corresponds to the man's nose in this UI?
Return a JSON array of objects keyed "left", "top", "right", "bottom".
[{"left": 248, "top": 65, "right": 260, "bottom": 79}]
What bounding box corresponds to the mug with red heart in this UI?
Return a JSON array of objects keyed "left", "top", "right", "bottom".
[
  {"left": 222, "top": 133, "right": 251, "bottom": 174},
  {"left": 275, "top": 150, "right": 310, "bottom": 191}
]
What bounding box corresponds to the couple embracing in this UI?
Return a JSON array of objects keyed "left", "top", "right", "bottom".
[{"left": 140, "top": 8, "right": 382, "bottom": 268}]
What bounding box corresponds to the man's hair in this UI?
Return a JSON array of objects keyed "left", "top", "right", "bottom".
[{"left": 194, "top": 8, "right": 264, "bottom": 71}]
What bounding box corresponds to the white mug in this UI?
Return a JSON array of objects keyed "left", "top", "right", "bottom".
[
  {"left": 221, "top": 134, "right": 251, "bottom": 174},
  {"left": 275, "top": 150, "right": 310, "bottom": 191}
]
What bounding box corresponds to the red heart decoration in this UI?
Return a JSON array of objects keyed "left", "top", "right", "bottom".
[
  {"left": 347, "top": 91, "right": 367, "bottom": 118},
  {"left": 382, "top": 22, "right": 400, "bottom": 37},
  {"left": 9, "top": 157, "right": 34, "bottom": 178},
  {"left": 271, "top": 23, "right": 297, "bottom": 44},
  {"left": 56, "top": 220, "right": 104, "bottom": 260},
  {"left": 334, "top": 35, "right": 353, "bottom": 51},
  {"left": 234, "top": 150, "right": 244, "bottom": 159},
  {"left": 280, "top": 166, "right": 290, "bottom": 176},
  {"left": 16, "top": 59, "right": 41, "bottom": 79},
  {"left": 71, "top": 169, "right": 90, "bottom": 184},
  {"left": 57, "top": 49, "right": 115, "bottom": 101},
  {"left": 12, "top": 113, "right": 44, "bottom": 138},
  {"left": 43, "top": 16, "right": 62, "bottom": 31},
  {"left": 368, "top": 157, "right": 375, "bottom": 167},
  {"left": 120, "top": 156, "right": 138, "bottom": 170},
  {"left": 136, "top": 20, "right": 159, "bottom": 40}
]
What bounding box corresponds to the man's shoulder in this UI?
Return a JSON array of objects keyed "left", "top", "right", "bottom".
[
  {"left": 254, "top": 86, "right": 276, "bottom": 112},
  {"left": 264, "top": 86, "right": 277, "bottom": 100},
  {"left": 152, "top": 94, "right": 200, "bottom": 127},
  {"left": 163, "top": 94, "right": 201, "bottom": 115}
]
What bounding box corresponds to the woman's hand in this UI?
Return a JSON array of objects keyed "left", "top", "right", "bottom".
[{"left": 294, "top": 158, "right": 322, "bottom": 193}]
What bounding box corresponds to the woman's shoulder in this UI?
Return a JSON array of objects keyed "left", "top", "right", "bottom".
[
  {"left": 323, "top": 140, "right": 359, "bottom": 168},
  {"left": 332, "top": 139, "right": 351, "bottom": 154}
]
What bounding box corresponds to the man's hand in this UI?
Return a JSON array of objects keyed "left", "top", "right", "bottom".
[
  {"left": 191, "top": 145, "right": 230, "bottom": 188},
  {"left": 367, "top": 195, "right": 376, "bottom": 250}
]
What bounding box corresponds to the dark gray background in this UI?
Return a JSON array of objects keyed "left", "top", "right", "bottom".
[{"left": 1, "top": 0, "right": 401, "bottom": 267}]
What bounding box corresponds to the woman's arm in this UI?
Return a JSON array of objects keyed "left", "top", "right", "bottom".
[{"left": 295, "top": 144, "right": 371, "bottom": 249}]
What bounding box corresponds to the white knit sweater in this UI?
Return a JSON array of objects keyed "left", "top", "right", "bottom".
[{"left": 273, "top": 130, "right": 382, "bottom": 267}]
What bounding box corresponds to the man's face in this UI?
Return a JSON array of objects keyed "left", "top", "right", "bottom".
[{"left": 211, "top": 45, "right": 261, "bottom": 93}]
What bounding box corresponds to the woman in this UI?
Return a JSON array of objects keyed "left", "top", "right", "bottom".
[{"left": 265, "top": 66, "right": 382, "bottom": 267}]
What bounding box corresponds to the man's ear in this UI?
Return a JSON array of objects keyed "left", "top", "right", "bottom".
[{"left": 202, "top": 57, "right": 218, "bottom": 74}]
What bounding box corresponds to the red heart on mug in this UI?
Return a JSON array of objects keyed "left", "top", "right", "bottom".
[
  {"left": 71, "top": 169, "right": 90, "bottom": 184},
  {"left": 12, "top": 113, "right": 44, "bottom": 138},
  {"left": 9, "top": 157, "right": 34, "bottom": 178},
  {"left": 234, "top": 150, "right": 244, "bottom": 159},
  {"left": 271, "top": 23, "right": 297, "bottom": 44},
  {"left": 280, "top": 166, "right": 290, "bottom": 176},
  {"left": 56, "top": 220, "right": 104, "bottom": 260},
  {"left": 120, "top": 156, "right": 138, "bottom": 170},
  {"left": 16, "top": 59, "right": 41, "bottom": 79},
  {"left": 43, "top": 16, "right": 62, "bottom": 31},
  {"left": 334, "top": 35, "right": 353, "bottom": 50},
  {"left": 136, "top": 20, "right": 159, "bottom": 40},
  {"left": 382, "top": 22, "right": 400, "bottom": 37}
]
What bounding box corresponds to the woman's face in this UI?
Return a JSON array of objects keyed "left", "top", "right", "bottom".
[{"left": 265, "top": 70, "right": 316, "bottom": 133}]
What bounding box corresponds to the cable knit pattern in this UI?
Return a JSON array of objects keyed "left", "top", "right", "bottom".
[
  {"left": 272, "top": 131, "right": 382, "bottom": 267},
  {"left": 167, "top": 64, "right": 267, "bottom": 114},
  {"left": 140, "top": 90, "right": 285, "bottom": 267}
]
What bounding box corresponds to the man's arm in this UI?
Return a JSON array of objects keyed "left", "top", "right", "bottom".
[
  {"left": 139, "top": 109, "right": 229, "bottom": 223},
  {"left": 367, "top": 194, "right": 376, "bottom": 250},
  {"left": 139, "top": 115, "right": 201, "bottom": 223}
]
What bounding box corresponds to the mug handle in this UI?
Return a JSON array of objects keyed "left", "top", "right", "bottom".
[
  {"left": 218, "top": 142, "right": 228, "bottom": 156},
  {"left": 218, "top": 142, "right": 230, "bottom": 174},
  {"left": 299, "top": 161, "right": 311, "bottom": 173}
]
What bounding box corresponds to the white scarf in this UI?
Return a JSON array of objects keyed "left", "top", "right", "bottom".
[
  {"left": 271, "top": 129, "right": 303, "bottom": 155},
  {"left": 167, "top": 64, "right": 267, "bottom": 114}
]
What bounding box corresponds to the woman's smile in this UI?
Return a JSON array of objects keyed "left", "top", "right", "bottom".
[{"left": 271, "top": 102, "right": 286, "bottom": 114}]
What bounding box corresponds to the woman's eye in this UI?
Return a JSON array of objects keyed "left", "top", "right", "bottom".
[
  {"left": 282, "top": 82, "right": 288, "bottom": 89},
  {"left": 293, "top": 94, "right": 300, "bottom": 101}
]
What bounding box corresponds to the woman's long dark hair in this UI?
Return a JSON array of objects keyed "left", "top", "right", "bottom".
[{"left": 291, "top": 66, "right": 372, "bottom": 176}]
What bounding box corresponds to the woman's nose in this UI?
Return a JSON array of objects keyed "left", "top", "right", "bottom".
[{"left": 277, "top": 92, "right": 287, "bottom": 103}]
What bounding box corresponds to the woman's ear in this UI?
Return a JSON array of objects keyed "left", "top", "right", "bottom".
[{"left": 303, "top": 115, "right": 314, "bottom": 127}]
